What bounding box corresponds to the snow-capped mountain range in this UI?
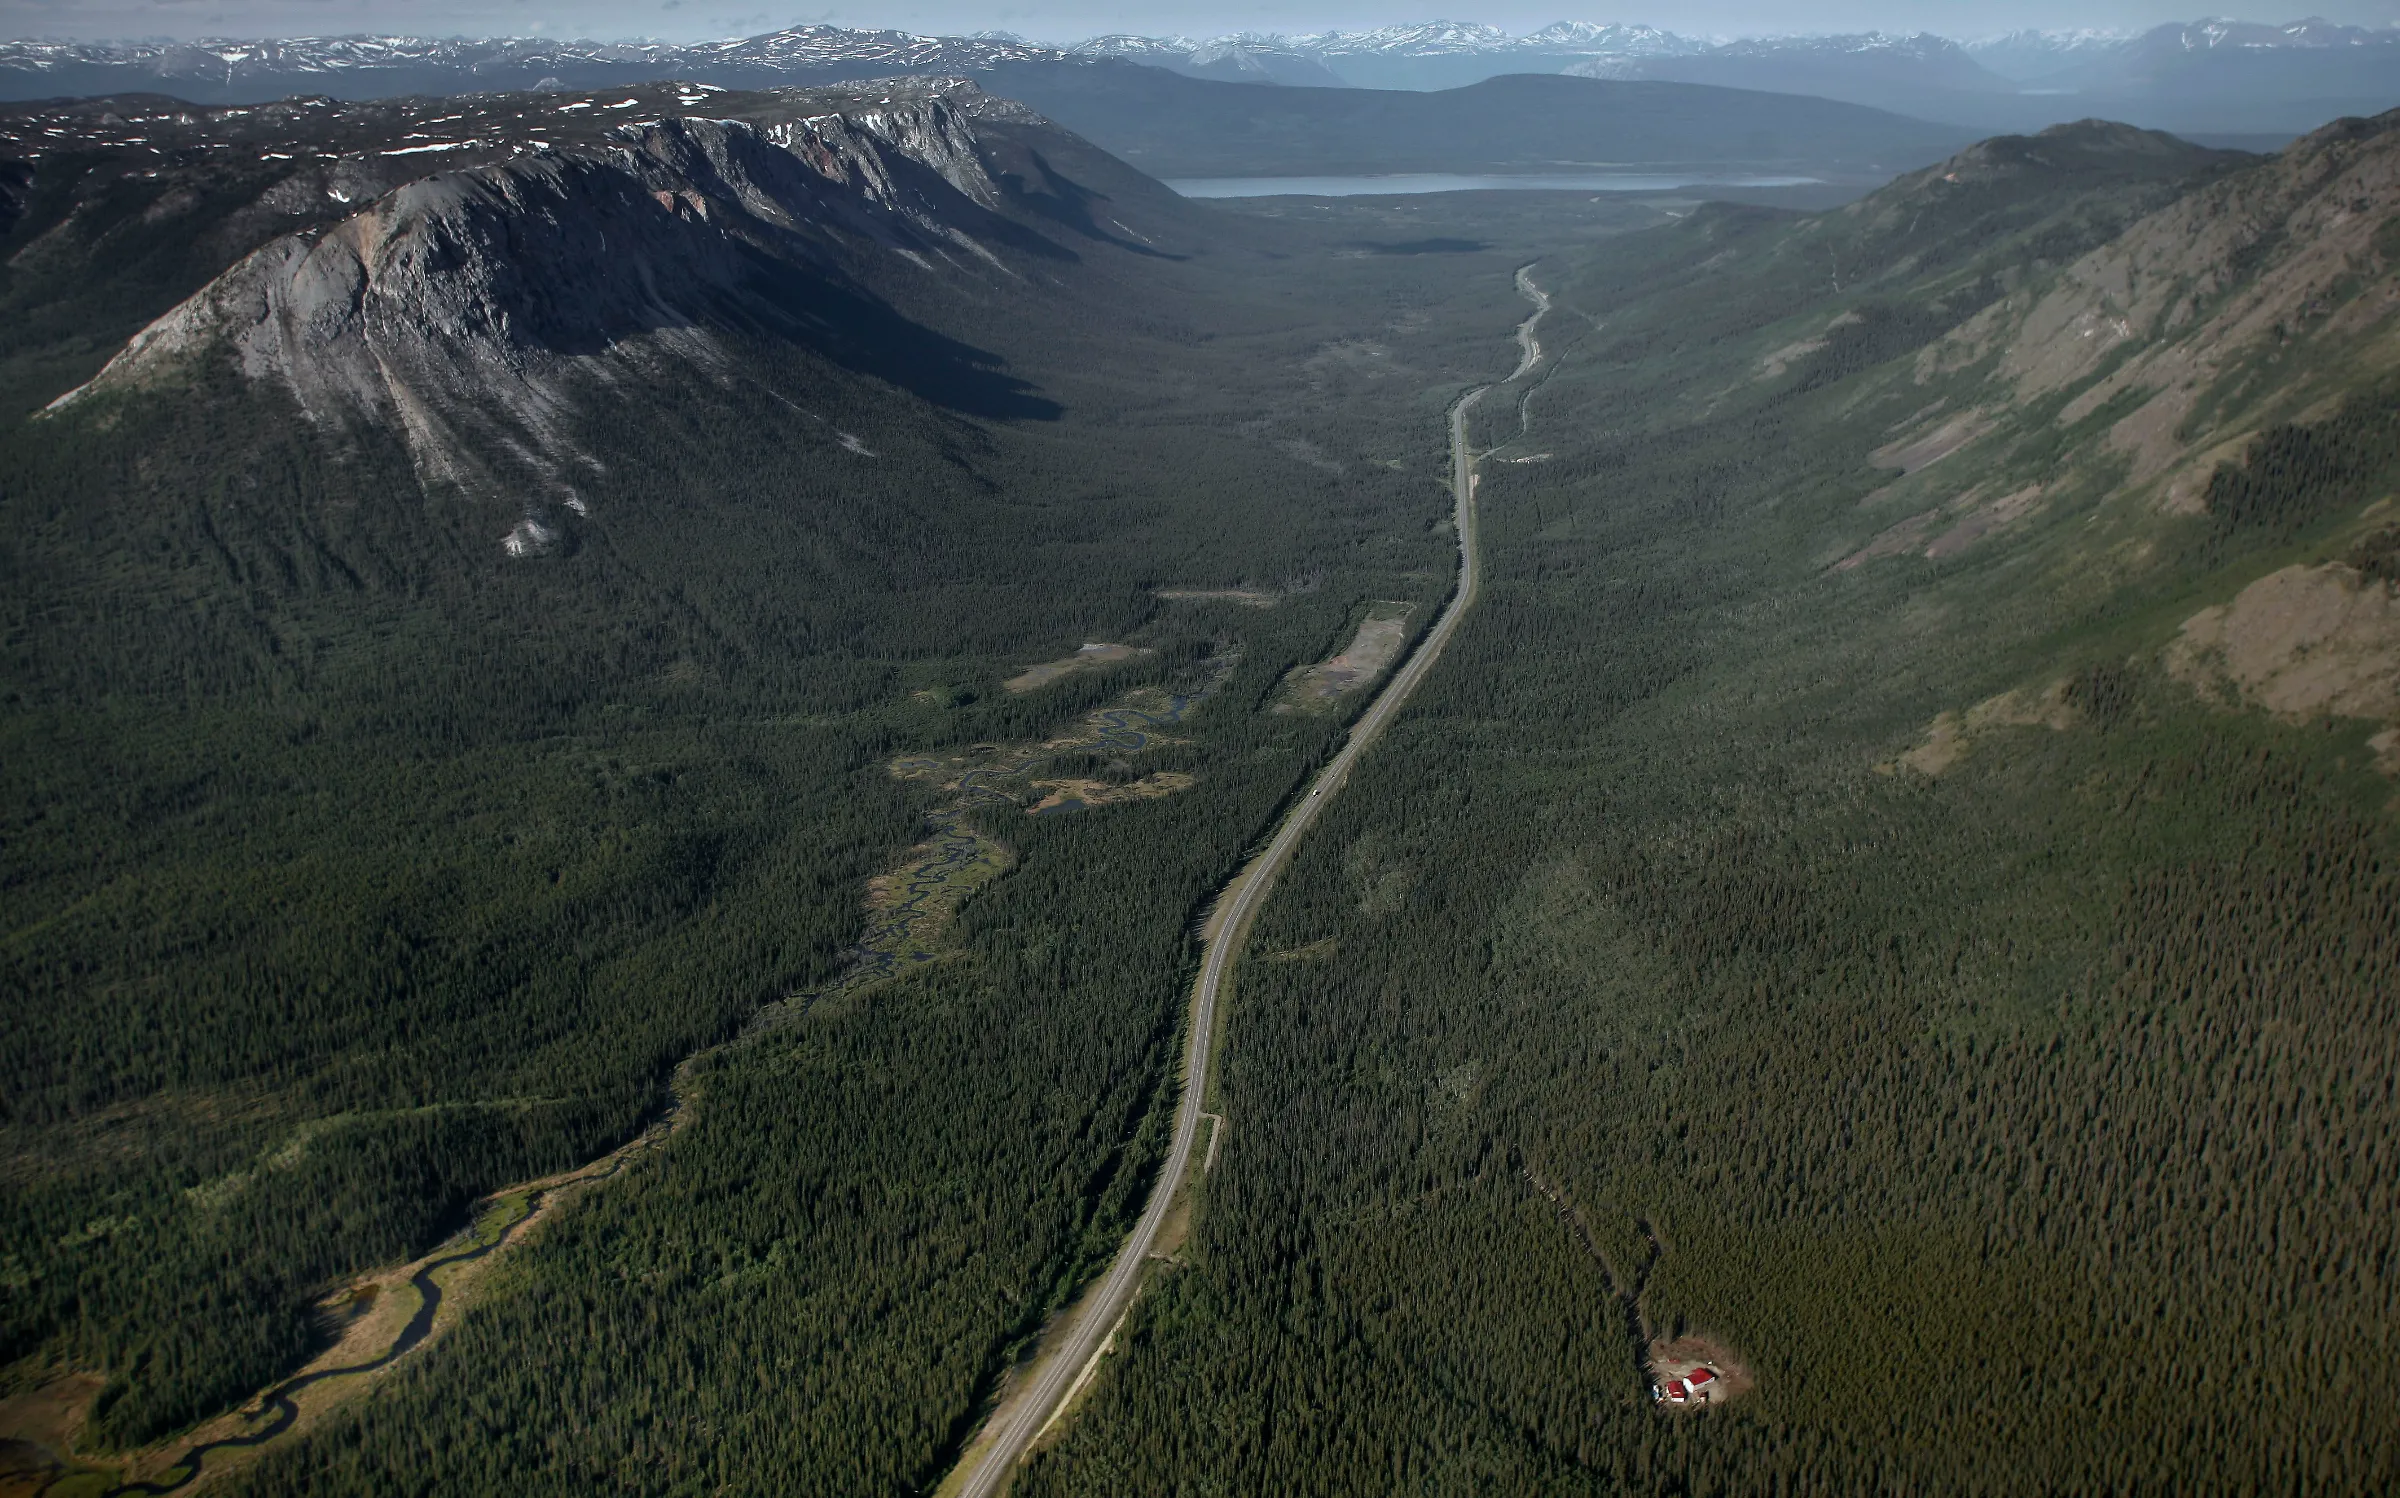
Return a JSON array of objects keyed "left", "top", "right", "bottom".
[
  {"left": 1279, "top": 20, "right": 1694, "bottom": 58},
  {"left": 0, "top": 26, "right": 1071, "bottom": 95},
  {"left": 1060, "top": 21, "right": 1700, "bottom": 88},
  {"left": 2, "top": 17, "right": 2394, "bottom": 137},
  {"left": 6, "top": 16, "right": 2395, "bottom": 79},
  {"left": 1966, "top": 29, "right": 2146, "bottom": 83}
]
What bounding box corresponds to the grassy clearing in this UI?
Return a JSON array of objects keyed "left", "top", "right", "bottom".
[
  {"left": 1003, "top": 644, "right": 1155, "bottom": 695},
  {"left": 1276, "top": 602, "right": 1417, "bottom": 712}
]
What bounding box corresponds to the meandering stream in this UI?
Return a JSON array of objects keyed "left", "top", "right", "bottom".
[{"left": 103, "top": 1209, "right": 527, "bottom": 1495}]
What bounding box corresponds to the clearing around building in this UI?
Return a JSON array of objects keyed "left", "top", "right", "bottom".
[{"left": 1648, "top": 1334, "right": 1754, "bottom": 1410}]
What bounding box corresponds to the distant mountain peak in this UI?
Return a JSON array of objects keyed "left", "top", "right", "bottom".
[
  {"left": 1283, "top": 21, "right": 1514, "bottom": 57},
  {"left": 1722, "top": 31, "right": 1974, "bottom": 59},
  {"left": 1070, "top": 33, "right": 1202, "bottom": 57},
  {"left": 1519, "top": 21, "right": 1698, "bottom": 55},
  {"left": 2163, "top": 15, "right": 2391, "bottom": 49}
]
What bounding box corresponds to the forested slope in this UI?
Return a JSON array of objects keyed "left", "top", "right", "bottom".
[{"left": 1027, "top": 116, "right": 2400, "bottom": 1493}]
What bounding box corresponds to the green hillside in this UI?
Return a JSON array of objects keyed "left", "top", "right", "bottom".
[{"left": 1024, "top": 117, "right": 2400, "bottom": 1493}]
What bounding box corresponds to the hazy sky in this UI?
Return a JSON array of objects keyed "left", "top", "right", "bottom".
[{"left": 9, "top": 0, "right": 2399, "bottom": 44}]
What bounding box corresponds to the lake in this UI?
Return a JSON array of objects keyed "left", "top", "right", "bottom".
[{"left": 1167, "top": 171, "right": 1826, "bottom": 198}]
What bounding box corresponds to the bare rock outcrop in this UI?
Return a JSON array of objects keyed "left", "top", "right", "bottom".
[
  {"left": 2167, "top": 563, "right": 2400, "bottom": 726},
  {"left": 46, "top": 102, "right": 1014, "bottom": 551}
]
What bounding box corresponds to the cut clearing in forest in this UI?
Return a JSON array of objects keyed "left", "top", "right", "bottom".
[
  {"left": 944, "top": 273, "right": 1522, "bottom": 1498},
  {"left": 1277, "top": 605, "right": 1413, "bottom": 711},
  {"left": 931, "top": 1268, "right": 1129, "bottom": 1498},
  {"left": 1259, "top": 936, "right": 1337, "bottom": 963},
  {"left": 1003, "top": 642, "right": 1152, "bottom": 694},
  {"left": 1154, "top": 587, "right": 1277, "bottom": 607}
]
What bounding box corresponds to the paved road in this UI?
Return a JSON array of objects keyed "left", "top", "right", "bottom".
[{"left": 948, "top": 270, "right": 1548, "bottom": 1498}]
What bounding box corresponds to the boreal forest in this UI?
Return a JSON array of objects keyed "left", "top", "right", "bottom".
[{"left": 1, "top": 23, "right": 2396, "bottom": 1498}]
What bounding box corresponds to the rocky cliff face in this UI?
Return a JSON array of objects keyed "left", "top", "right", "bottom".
[{"left": 45, "top": 99, "right": 1033, "bottom": 553}]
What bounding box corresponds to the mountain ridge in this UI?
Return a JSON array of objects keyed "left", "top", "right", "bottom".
[
  {"left": 1, "top": 70, "right": 1973, "bottom": 188},
  {"left": 43, "top": 99, "right": 1039, "bottom": 548}
]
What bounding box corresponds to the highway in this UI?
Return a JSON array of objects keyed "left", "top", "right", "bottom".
[{"left": 947, "top": 268, "right": 1547, "bottom": 1497}]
